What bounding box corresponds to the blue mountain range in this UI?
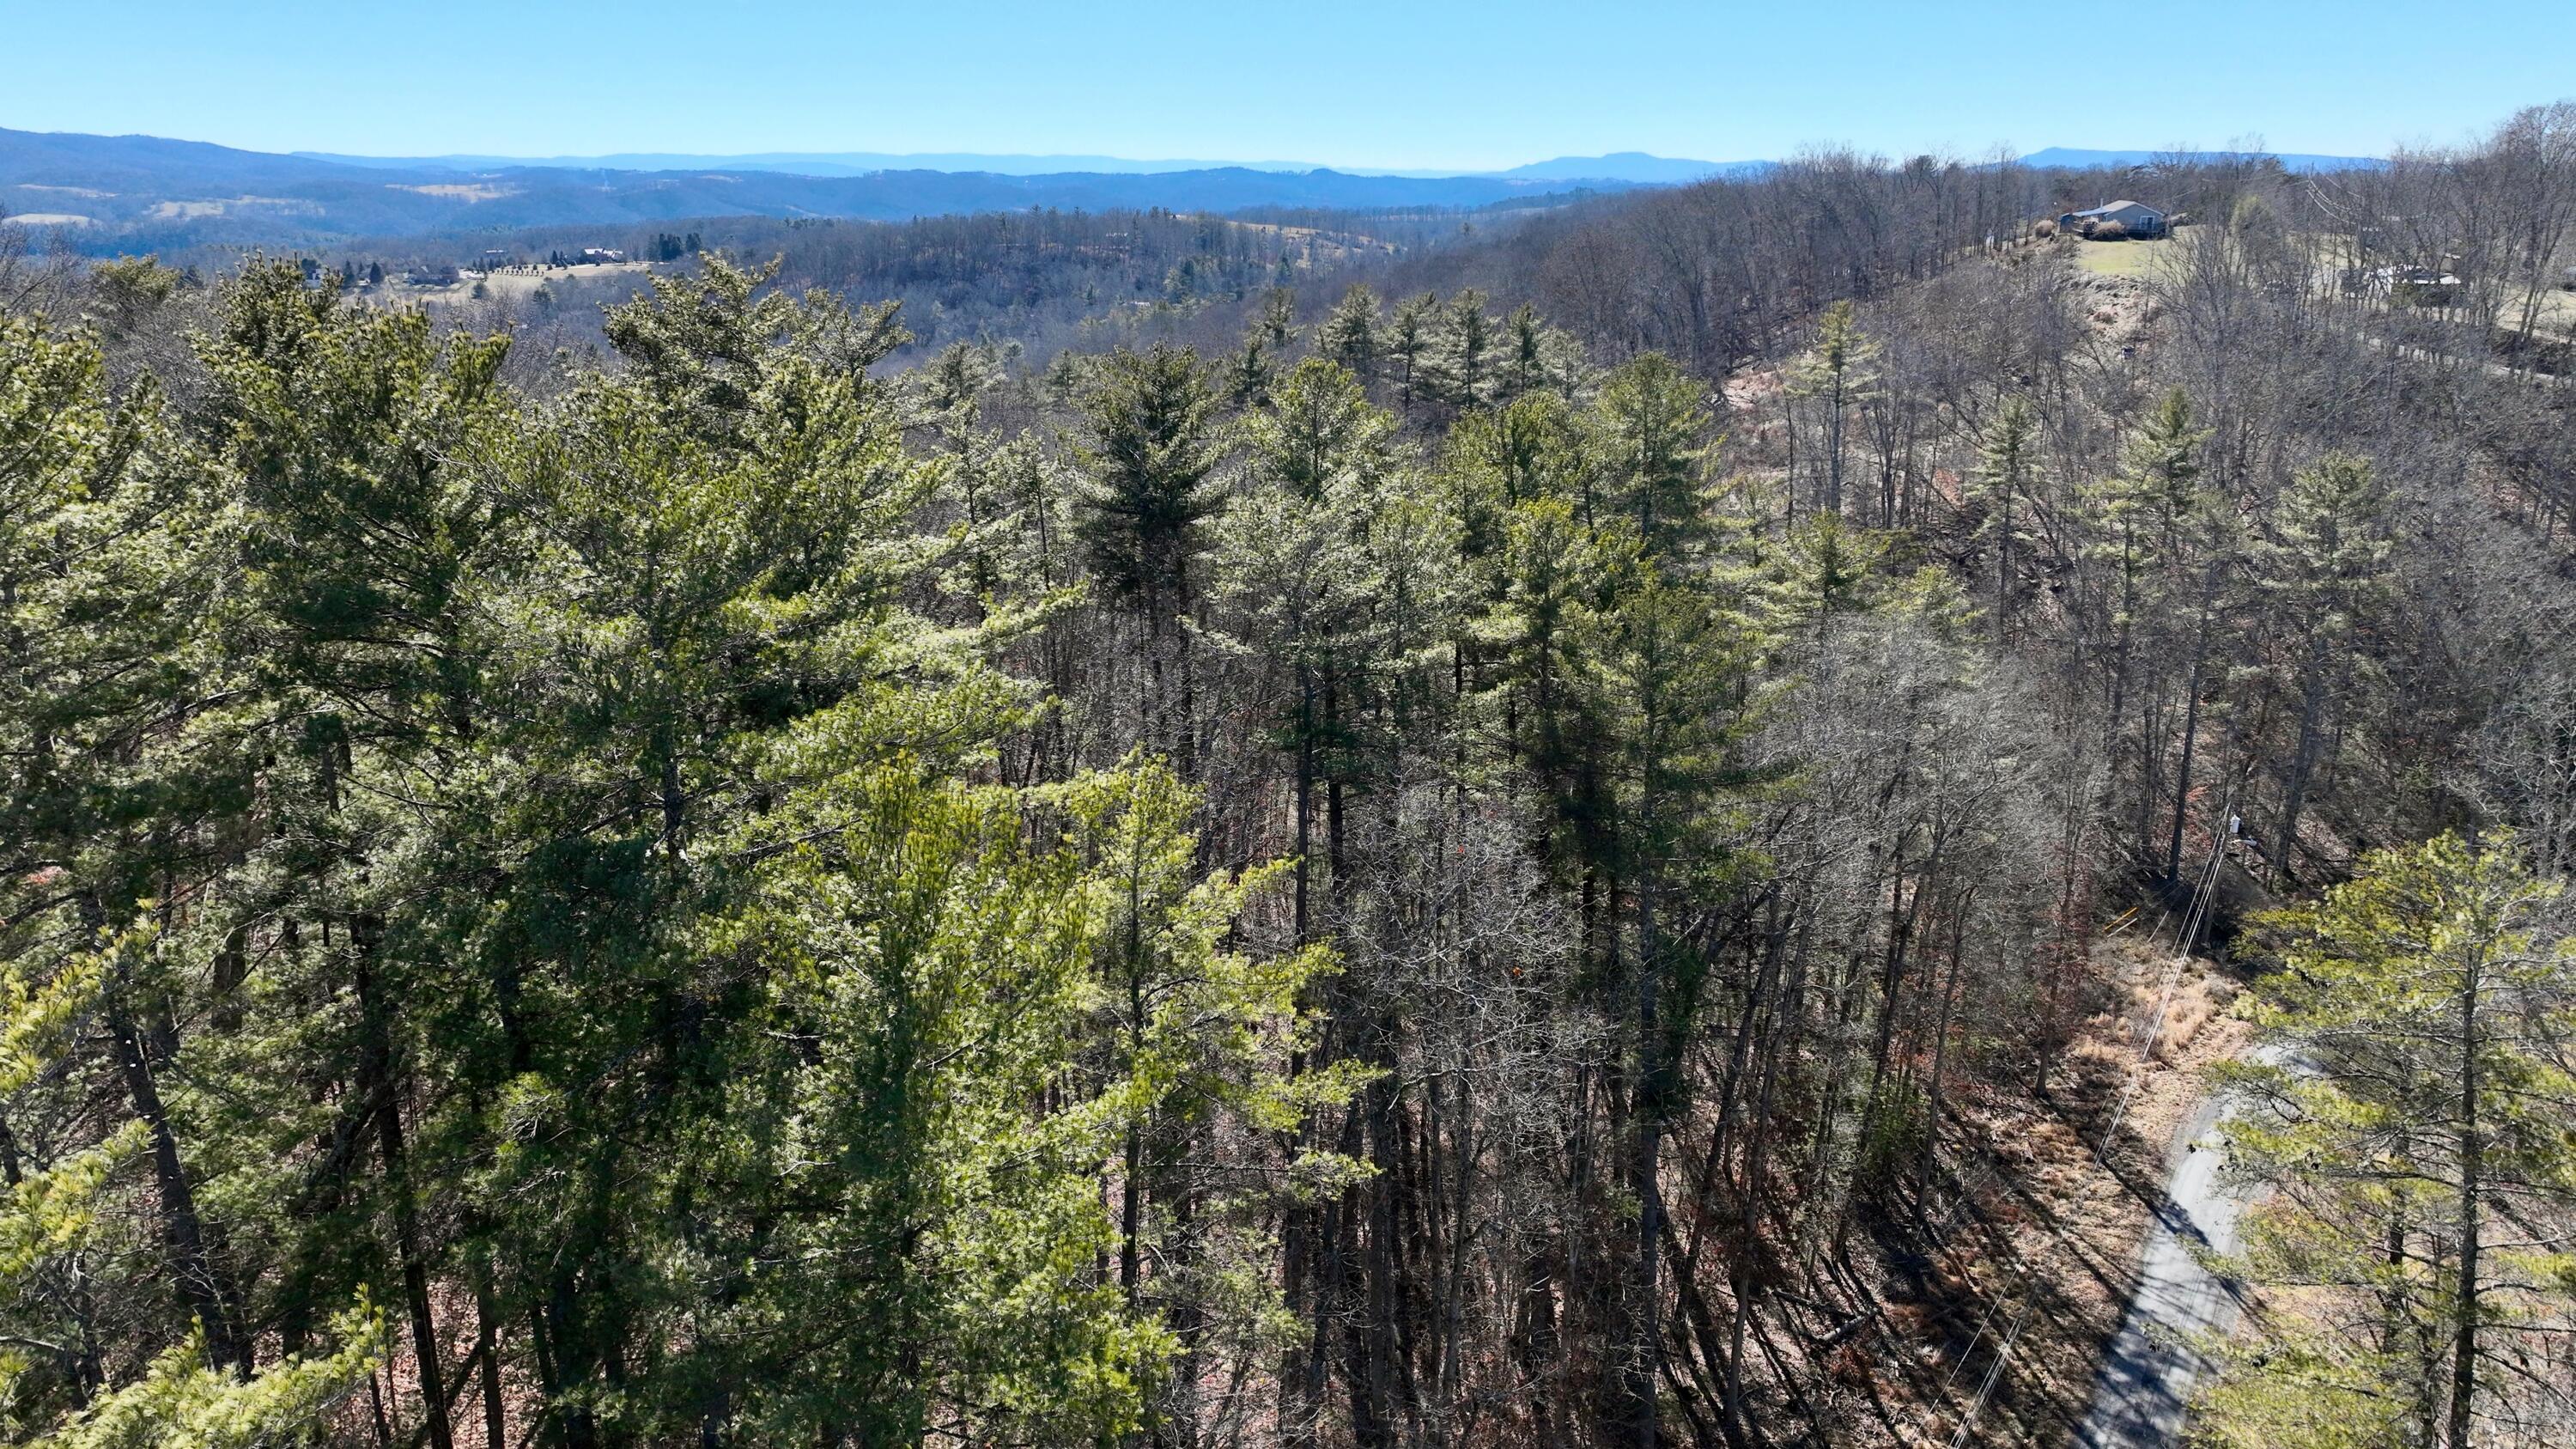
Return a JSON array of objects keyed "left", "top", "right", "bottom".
[{"left": 0, "top": 127, "right": 2384, "bottom": 253}]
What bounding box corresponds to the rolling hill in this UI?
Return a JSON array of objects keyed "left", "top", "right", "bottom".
[
  {"left": 0, "top": 128, "right": 1666, "bottom": 253},
  {"left": 0, "top": 127, "right": 2391, "bottom": 255}
]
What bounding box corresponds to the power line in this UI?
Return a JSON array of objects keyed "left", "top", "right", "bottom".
[{"left": 1943, "top": 788, "right": 2235, "bottom": 1447}]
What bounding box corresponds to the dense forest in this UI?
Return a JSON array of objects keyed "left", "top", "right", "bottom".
[
  {"left": 131, "top": 204, "right": 1502, "bottom": 376},
  {"left": 2, "top": 102, "right": 2573, "bottom": 1449}
]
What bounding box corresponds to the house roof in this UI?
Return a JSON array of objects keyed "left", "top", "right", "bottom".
[
  {"left": 2369, "top": 265, "right": 2462, "bottom": 285},
  {"left": 2073, "top": 199, "right": 2162, "bottom": 216}
]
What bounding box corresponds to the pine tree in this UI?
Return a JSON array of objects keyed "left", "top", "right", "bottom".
[
  {"left": 0, "top": 300, "right": 386, "bottom": 1448},
  {"left": 1497, "top": 301, "right": 1564, "bottom": 403},
  {"left": 463, "top": 269, "right": 1285, "bottom": 1442},
  {"left": 2079, "top": 387, "right": 2221, "bottom": 861},
  {"left": 2081, "top": 387, "right": 2211, "bottom": 726},
  {"left": 1424, "top": 289, "right": 1495, "bottom": 410},
  {"left": 2208, "top": 836, "right": 2576, "bottom": 1448},
  {"left": 603, "top": 253, "right": 797, "bottom": 440},
  {"left": 1576, "top": 562, "right": 1762, "bottom": 1449},
  {"left": 1256, "top": 286, "right": 1299, "bottom": 352},
  {"left": 1075, "top": 342, "right": 1225, "bottom": 616},
  {"left": 1589, "top": 352, "right": 1715, "bottom": 561},
  {"left": 1075, "top": 342, "right": 1226, "bottom": 776},
  {"left": 1227, "top": 335, "right": 1275, "bottom": 408},
  {"left": 2257, "top": 453, "right": 2393, "bottom": 880},
  {"left": 1444, "top": 393, "right": 1584, "bottom": 556},
  {"left": 0, "top": 930, "right": 384, "bottom": 1448},
  {"left": 79, "top": 253, "right": 179, "bottom": 343},
  {"left": 1974, "top": 394, "right": 2041, "bottom": 641},
  {"left": 1785, "top": 299, "right": 1879, "bottom": 516},
  {"left": 1244, "top": 358, "right": 1394, "bottom": 499},
  {"left": 1388, "top": 292, "right": 1438, "bottom": 413},
  {"left": 923, "top": 337, "right": 1001, "bottom": 443},
  {"left": 1318, "top": 283, "right": 1382, "bottom": 384},
  {"left": 1222, "top": 356, "right": 1410, "bottom": 949}
]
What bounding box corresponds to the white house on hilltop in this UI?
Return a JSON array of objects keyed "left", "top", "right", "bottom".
[{"left": 2057, "top": 199, "right": 2168, "bottom": 237}]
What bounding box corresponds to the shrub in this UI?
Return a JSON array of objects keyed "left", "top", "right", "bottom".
[
  {"left": 2093, "top": 220, "right": 2129, "bottom": 241},
  {"left": 2076, "top": 217, "right": 2100, "bottom": 238},
  {"left": 2032, "top": 218, "right": 2058, "bottom": 239}
]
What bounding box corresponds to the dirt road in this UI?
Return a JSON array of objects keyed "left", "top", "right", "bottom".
[{"left": 2069, "top": 1055, "right": 2276, "bottom": 1446}]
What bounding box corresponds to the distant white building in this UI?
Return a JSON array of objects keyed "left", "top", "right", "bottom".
[
  {"left": 2344, "top": 265, "right": 2464, "bottom": 305},
  {"left": 580, "top": 247, "right": 626, "bottom": 264},
  {"left": 2057, "top": 199, "right": 2168, "bottom": 237}
]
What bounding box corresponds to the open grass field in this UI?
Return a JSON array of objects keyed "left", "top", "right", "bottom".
[
  {"left": 418, "top": 259, "right": 650, "bottom": 306},
  {"left": 2518, "top": 285, "right": 2576, "bottom": 339},
  {"left": 2074, "top": 234, "right": 2179, "bottom": 277}
]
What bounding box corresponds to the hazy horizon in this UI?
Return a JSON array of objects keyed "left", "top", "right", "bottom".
[
  {"left": 11, "top": 0, "right": 2564, "bottom": 171},
  {"left": 0, "top": 125, "right": 2397, "bottom": 184}
]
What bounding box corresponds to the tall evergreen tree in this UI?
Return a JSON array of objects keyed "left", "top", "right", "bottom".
[
  {"left": 1973, "top": 394, "right": 2041, "bottom": 642},
  {"left": 1786, "top": 299, "right": 1879, "bottom": 516},
  {"left": 1245, "top": 358, "right": 1395, "bottom": 500},
  {"left": 2256, "top": 453, "right": 2393, "bottom": 881},
  {"left": 1387, "top": 292, "right": 1439, "bottom": 414},
  {"left": 1318, "top": 283, "right": 1382, "bottom": 385},
  {"left": 1075, "top": 343, "right": 1225, "bottom": 616},
  {"left": 1590, "top": 352, "right": 1716, "bottom": 561},
  {"left": 2209, "top": 837, "right": 2576, "bottom": 1449}
]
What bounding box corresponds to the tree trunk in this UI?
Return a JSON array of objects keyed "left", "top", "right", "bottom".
[
  {"left": 2166, "top": 662, "right": 2207, "bottom": 882},
  {"left": 356, "top": 913, "right": 455, "bottom": 1449},
  {"left": 110, "top": 1003, "right": 248, "bottom": 1374},
  {"left": 1625, "top": 885, "right": 1665, "bottom": 1449},
  {"left": 477, "top": 1272, "right": 507, "bottom": 1449},
  {"left": 2448, "top": 943, "right": 2483, "bottom": 1449}
]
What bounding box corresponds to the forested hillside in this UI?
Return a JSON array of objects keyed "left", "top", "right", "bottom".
[
  {"left": 137, "top": 206, "right": 1504, "bottom": 383},
  {"left": 1, "top": 101, "right": 2573, "bottom": 1449},
  {"left": 0, "top": 125, "right": 1669, "bottom": 255}
]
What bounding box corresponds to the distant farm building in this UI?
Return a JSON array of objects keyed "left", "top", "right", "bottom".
[
  {"left": 580, "top": 247, "right": 626, "bottom": 264},
  {"left": 2343, "top": 265, "right": 2465, "bottom": 306},
  {"left": 2058, "top": 200, "right": 2168, "bottom": 237}
]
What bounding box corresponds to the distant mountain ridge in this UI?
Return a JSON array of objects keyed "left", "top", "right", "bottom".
[
  {"left": 294, "top": 149, "right": 1334, "bottom": 178},
  {"left": 2018, "top": 146, "right": 2384, "bottom": 174},
  {"left": 286, "top": 144, "right": 2379, "bottom": 182},
  {"left": 1, "top": 128, "right": 1680, "bottom": 252},
  {"left": 1498, "top": 153, "right": 1772, "bottom": 182},
  {"left": 289, "top": 147, "right": 1770, "bottom": 185},
  {"left": 0, "top": 126, "right": 2392, "bottom": 253}
]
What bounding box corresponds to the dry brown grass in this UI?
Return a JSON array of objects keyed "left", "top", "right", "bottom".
[{"left": 2154, "top": 995, "right": 2214, "bottom": 1063}]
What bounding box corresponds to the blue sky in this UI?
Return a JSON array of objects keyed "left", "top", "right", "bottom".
[{"left": 9, "top": 0, "right": 2568, "bottom": 168}]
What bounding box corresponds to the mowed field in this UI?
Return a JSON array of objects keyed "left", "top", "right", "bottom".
[
  {"left": 403, "top": 259, "right": 652, "bottom": 306},
  {"left": 2519, "top": 284, "right": 2576, "bottom": 339},
  {"left": 2071, "top": 230, "right": 2575, "bottom": 338},
  {"left": 2074, "top": 234, "right": 2179, "bottom": 277}
]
